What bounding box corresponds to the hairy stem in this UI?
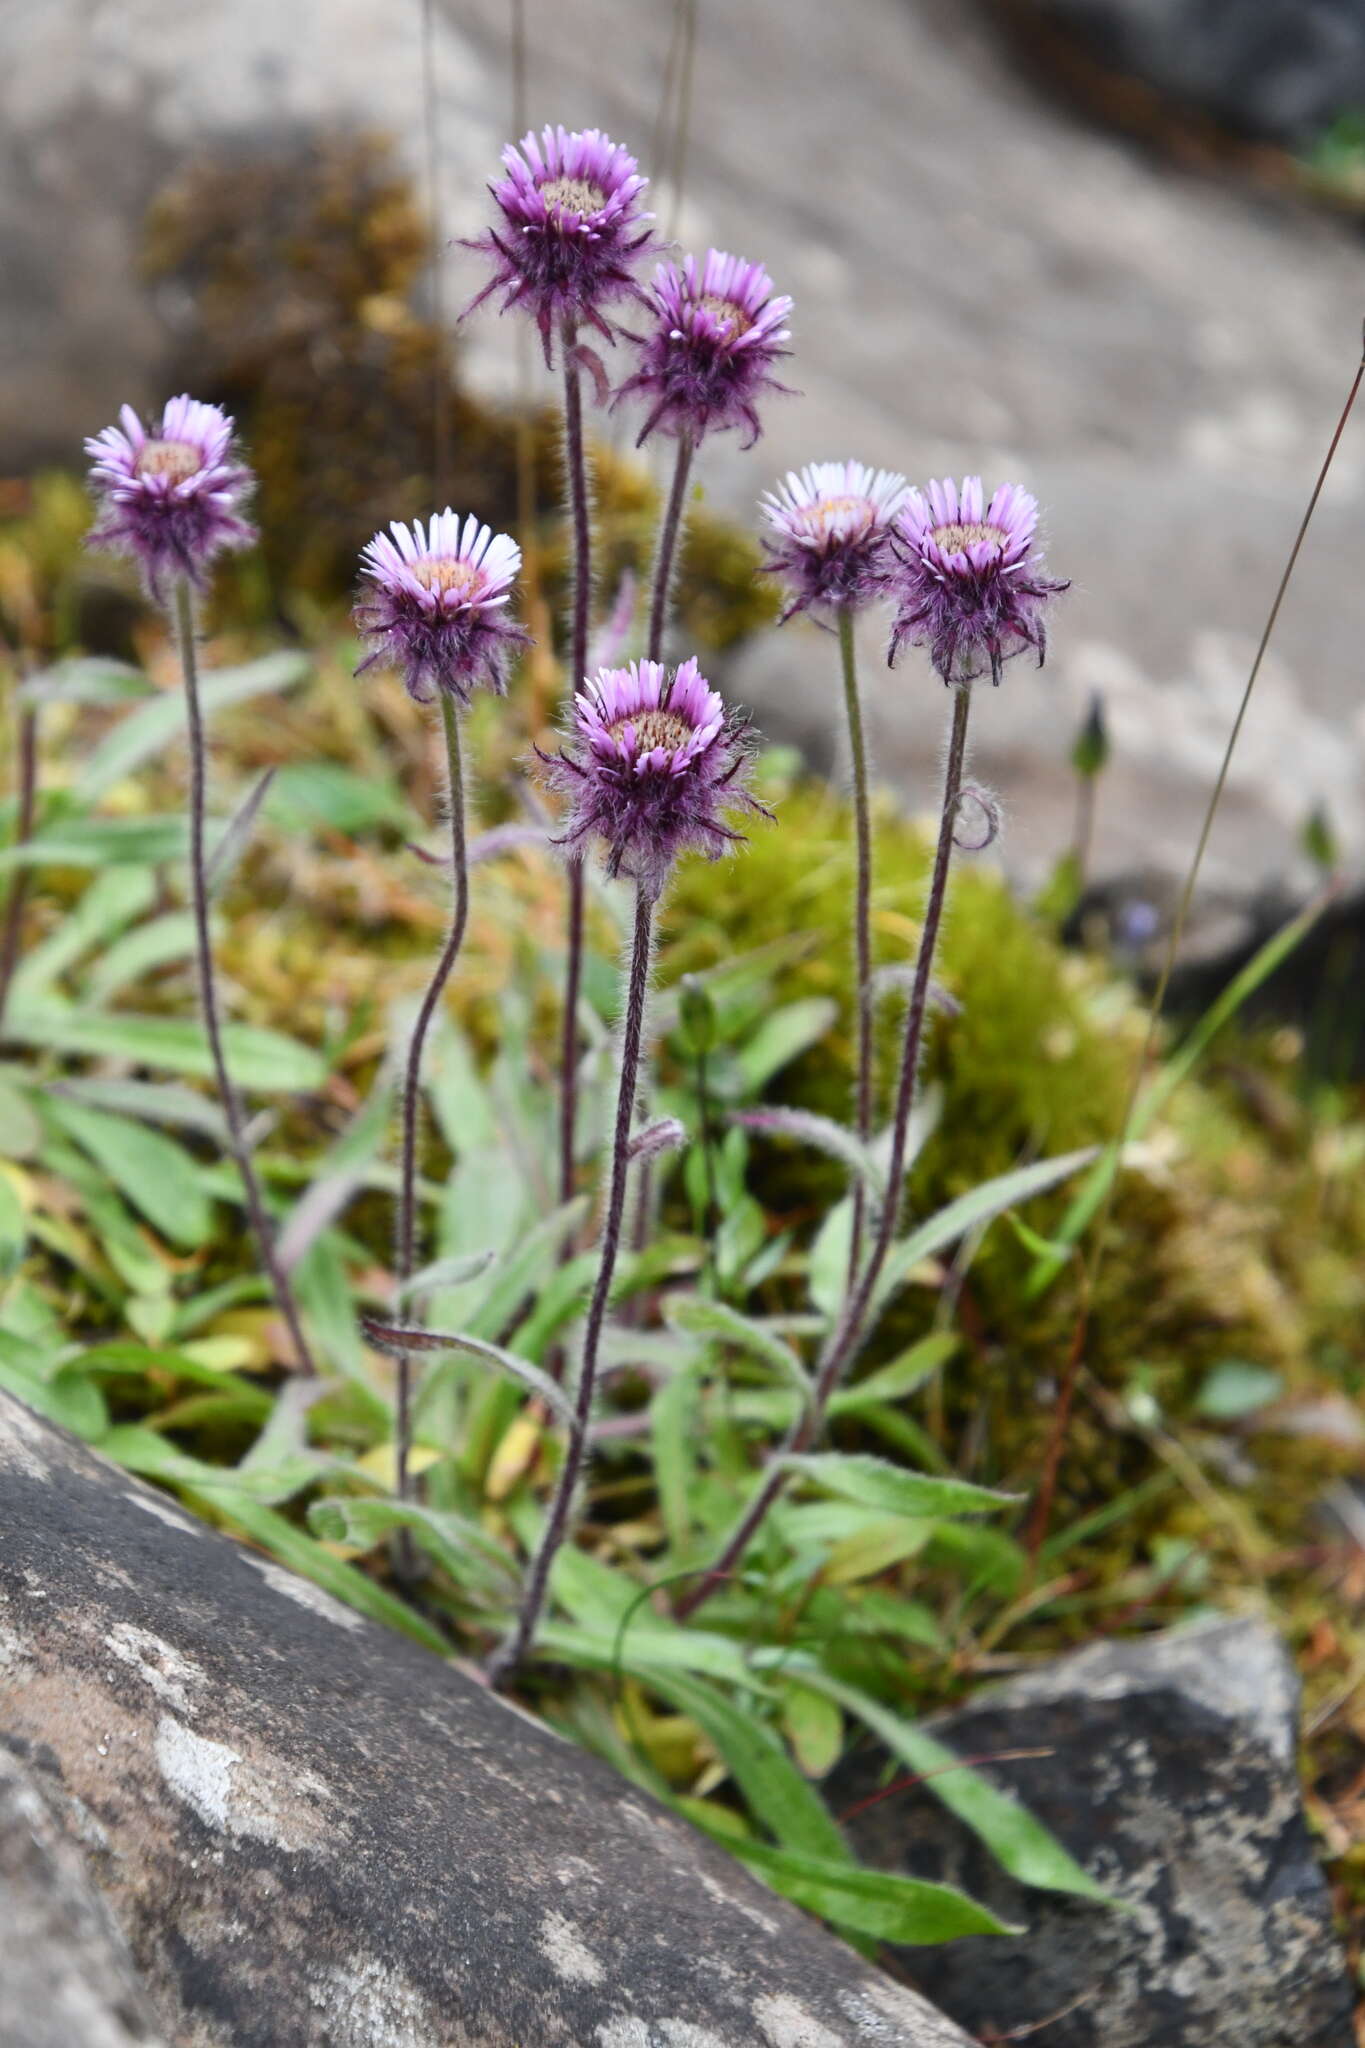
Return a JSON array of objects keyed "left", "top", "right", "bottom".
[
  {"left": 838, "top": 607, "right": 874, "bottom": 1281},
  {"left": 558, "top": 328, "right": 592, "bottom": 1212},
  {"left": 491, "top": 883, "right": 655, "bottom": 1686},
  {"left": 646, "top": 433, "right": 695, "bottom": 662},
  {"left": 173, "top": 580, "right": 316, "bottom": 1376},
  {"left": 676, "top": 685, "right": 973, "bottom": 1619},
  {"left": 395, "top": 692, "right": 469, "bottom": 1500},
  {"left": 0, "top": 692, "right": 37, "bottom": 1035}
]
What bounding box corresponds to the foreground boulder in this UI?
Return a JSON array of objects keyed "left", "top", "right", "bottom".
[
  {"left": 837, "top": 1617, "right": 1354, "bottom": 2047},
  {"left": 0, "top": 1392, "right": 969, "bottom": 2048},
  {"left": 0, "top": 1746, "right": 168, "bottom": 2047}
]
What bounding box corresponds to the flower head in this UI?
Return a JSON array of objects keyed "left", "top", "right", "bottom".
[
  {"left": 761, "top": 460, "right": 908, "bottom": 620},
  {"left": 355, "top": 511, "right": 527, "bottom": 704},
  {"left": 616, "top": 249, "right": 793, "bottom": 449},
  {"left": 464, "top": 125, "right": 654, "bottom": 359},
  {"left": 888, "top": 477, "right": 1067, "bottom": 685},
  {"left": 541, "top": 657, "right": 765, "bottom": 897},
  {"left": 84, "top": 394, "right": 255, "bottom": 600}
]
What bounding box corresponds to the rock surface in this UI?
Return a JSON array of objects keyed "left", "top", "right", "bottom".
[
  {"left": 837, "top": 1616, "right": 1355, "bottom": 2048},
  {"left": 1006, "top": 0, "right": 1365, "bottom": 149},
  {"left": 0, "top": 1390, "right": 970, "bottom": 2048},
  {"left": 3, "top": 0, "right": 1364, "bottom": 909},
  {"left": 0, "top": 1746, "right": 169, "bottom": 2048}
]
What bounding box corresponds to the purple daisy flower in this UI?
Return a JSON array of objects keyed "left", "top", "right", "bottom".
[
  {"left": 761, "top": 460, "right": 909, "bottom": 620},
  {"left": 616, "top": 249, "right": 794, "bottom": 450},
  {"left": 355, "top": 510, "right": 527, "bottom": 705},
  {"left": 463, "top": 125, "right": 654, "bottom": 360},
  {"left": 542, "top": 657, "right": 764, "bottom": 898},
  {"left": 888, "top": 476, "right": 1068, "bottom": 685},
  {"left": 84, "top": 394, "right": 255, "bottom": 600}
]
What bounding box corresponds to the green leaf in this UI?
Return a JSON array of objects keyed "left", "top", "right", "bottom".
[
  {"left": 698, "top": 1830, "right": 1017, "bottom": 1943},
  {"left": 781, "top": 1453, "right": 1016, "bottom": 1522},
  {"left": 1194, "top": 1360, "right": 1284, "bottom": 1421},
  {"left": 635, "top": 1668, "right": 850, "bottom": 1861},
  {"left": 306, "top": 1495, "right": 519, "bottom": 1599},
  {"left": 7, "top": 868, "right": 155, "bottom": 1001},
  {"left": 0, "top": 1176, "right": 26, "bottom": 1283},
  {"left": 0, "top": 816, "right": 187, "bottom": 872},
  {"left": 21, "top": 656, "right": 154, "bottom": 707},
  {"left": 829, "top": 1334, "right": 958, "bottom": 1415},
  {"left": 801, "top": 1671, "right": 1113, "bottom": 1907},
  {"left": 734, "top": 998, "right": 838, "bottom": 1094},
  {"left": 779, "top": 1678, "right": 844, "bottom": 1778},
  {"left": 875, "top": 1147, "right": 1099, "bottom": 1311},
  {"left": 42, "top": 1097, "right": 212, "bottom": 1247},
  {"left": 86, "top": 912, "right": 199, "bottom": 1002},
  {"left": 651, "top": 1362, "right": 701, "bottom": 1558},
  {"left": 664, "top": 1296, "right": 810, "bottom": 1406},
  {"left": 264, "top": 761, "right": 410, "bottom": 836},
  {"left": 77, "top": 652, "right": 309, "bottom": 801},
  {"left": 2, "top": 1007, "right": 325, "bottom": 1091},
  {"left": 0, "top": 1078, "right": 40, "bottom": 1159}
]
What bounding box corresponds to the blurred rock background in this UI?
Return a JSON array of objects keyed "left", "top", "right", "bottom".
[{"left": 3, "top": 0, "right": 1363, "bottom": 928}]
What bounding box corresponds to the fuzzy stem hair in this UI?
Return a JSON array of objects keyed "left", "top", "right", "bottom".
[{"left": 173, "top": 579, "right": 316, "bottom": 1377}]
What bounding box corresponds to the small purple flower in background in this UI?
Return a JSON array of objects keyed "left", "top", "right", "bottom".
[
  {"left": 464, "top": 125, "right": 654, "bottom": 358},
  {"left": 761, "top": 460, "right": 908, "bottom": 620},
  {"left": 617, "top": 249, "right": 793, "bottom": 449},
  {"left": 542, "top": 657, "right": 765, "bottom": 898},
  {"left": 888, "top": 476, "right": 1067, "bottom": 685},
  {"left": 84, "top": 395, "right": 255, "bottom": 600},
  {"left": 355, "top": 511, "right": 528, "bottom": 704}
]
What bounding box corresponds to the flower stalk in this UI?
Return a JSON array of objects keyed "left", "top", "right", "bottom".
[
  {"left": 0, "top": 692, "right": 38, "bottom": 1036},
  {"left": 394, "top": 692, "right": 469, "bottom": 1501},
  {"left": 676, "top": 683, "right": 973, "bottom": 1619},
  {"left": 173, "top": 579, "right": 316, "bottom": 1376},
  {"left": 558, "top": 328, "right": 593, "bottom": 1209},
  {"left": 646, "top": 431, "right": 695, "bottom": 660},
  {"left": 837, "top": 606, "right": 874, "bottom": 1280},
  {"left": 490, "top": 880, "right": 656, "bottom": 1686}
]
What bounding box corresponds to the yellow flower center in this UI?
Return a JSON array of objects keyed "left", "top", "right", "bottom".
[
  {"left": 610, "top": 708, "right": 693, "bottom": 753},
  {"left": 413, "top": 559, "right": 481, "bottom": 600},
  {"left": 137, "top": 439, "right": 202, "bottom": 483},
  {"left": 796, "top": 494, "right": 874, "bottom": 543},
  {"left": 699, "top": 293, "right": 752, "bottom": 334},
  {"left": 932, "top": 520, "right": 1008, "bottom": 555},
  {"left": 541, "top": 175, "right": 607, "bottom": 216}
]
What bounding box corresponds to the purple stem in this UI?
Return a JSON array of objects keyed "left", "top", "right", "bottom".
[
  {"left": 646, "top": 432, "right": 694, "bottom": 662},
  {"left": 675, "top": 684, "right": 973, "bottom": 1620},
  {"left": 0, "top": 695, "right": 37, "bottom": 1035},
  {"left": 557, "top": 326, "right": 594, "bottom": 1212},
  {"left": 837, "top": 606, "right": 874, "bottom": 1283},
  {"left": 490, "top": 881, "right": 655, "bottom": 1687},
  {"left": 395, "top": 691, "right": 469, "bottom": 1502},
  {"left": 173, "top": 580, "right": 316, "bottom": 1377}
]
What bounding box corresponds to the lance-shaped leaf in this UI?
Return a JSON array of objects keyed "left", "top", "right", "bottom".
[
  {"left": 664, "top": 1296, "right": 812, "bottom": 1412},
  {"left": 733, "top": 1107, "right": 879, "bottom": 1188},
  {"left": 359, "top": 1317, "right": 575, "bottom": 1429},
  {"left": 872, "top": 1146, "right": 1099, "bottom": 1313},
  {"left": 780, "top": 1452, "right": 1017, "bottom": 1521},
  {"left": 206, "top": 767, "right": 277, "bottom": 897}
]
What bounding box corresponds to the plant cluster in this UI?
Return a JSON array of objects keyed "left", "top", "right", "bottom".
[{"left": 4, "top": 116, "right": 1361, "bottom": 1961}]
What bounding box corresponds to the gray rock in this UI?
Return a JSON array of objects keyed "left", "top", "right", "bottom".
[
  {"left": 837, "top": 1617, "right": 1355, "bottom": 2047},
  {"left": 3, "top": 0, "right": 1364, "bottom": 906},
  {"left": 0, "top": 1747, "right": 169, "bottom": 2048},
  {"left": 0, "top": 1391, "right": 970, "bottom": 2048},
  {"left": 1008, "top": 0, "right": 1365, "bottom": 149}
]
